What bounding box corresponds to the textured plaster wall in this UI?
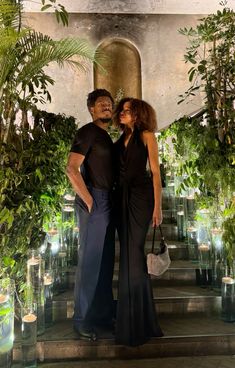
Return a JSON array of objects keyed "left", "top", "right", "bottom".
[
  {"left": 24, "top": 0, "right": 235, "bottom": 14},
  {"left": 25, "top": 13, "right": 204, "bottom": 129}
]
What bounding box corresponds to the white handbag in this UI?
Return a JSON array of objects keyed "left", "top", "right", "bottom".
[{"left": 147, "top": 225, "right": 171, "bottom": 276}]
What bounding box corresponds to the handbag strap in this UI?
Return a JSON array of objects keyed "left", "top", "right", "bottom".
[{"left": 151, "top": 225, "right": 164, "bottom": 253}]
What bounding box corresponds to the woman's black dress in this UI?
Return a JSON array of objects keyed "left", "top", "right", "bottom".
[{"left": 114, "top": 128, "right": 163, "bottom": 347}]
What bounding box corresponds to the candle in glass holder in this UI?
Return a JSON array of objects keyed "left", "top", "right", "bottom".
[
  {"left": 221, "top": 276, "right": 235, "bottom": 322},
  {"left": 27, "top": 250, "right": 45, "bottom": 336},
  {"left": 0, "top": 279, "right": 15, "bottom": 368},
  {"left": 211, "top": 227, "right": 223, "bottom": 250},
  {"left": 63, "top": 194, "right": 75, "bottom": 202},
  {"left": 198, "top": 243, "right": 210, "bottom": 267},
  {"left": 22, "top": 311, "right": 37, "bottom": 368},
  {"left": 186, "top": 195, "right": 195, "bottom": 219},
  {"left": 177, "top": 210, "right": 184, "bottom": 240},
  {"left": 47, "top": 229, "right": 60, "bottom": 256},
  {"left": 187, "top": 226, "right": 198, "bottom": 261},
  {"left": 44, "top": 272, "right": 53, "bottom": 327}
]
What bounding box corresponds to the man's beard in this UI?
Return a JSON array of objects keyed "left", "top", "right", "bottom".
[{"left": 100, "top": 117, "right": 112, "bottom": 123}]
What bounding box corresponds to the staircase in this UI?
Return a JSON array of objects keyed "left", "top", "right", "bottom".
[{"left": 12, "top": 189, "right": 235, "bottom": 365}]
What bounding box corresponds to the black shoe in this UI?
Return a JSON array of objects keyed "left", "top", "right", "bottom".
[{"left": 74, "top": 325, "right": 97, "bottom": 341}]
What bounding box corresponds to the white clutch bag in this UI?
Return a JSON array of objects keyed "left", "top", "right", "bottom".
[{"left": 147, "top": 225, "right": 171, "bottom": 276}]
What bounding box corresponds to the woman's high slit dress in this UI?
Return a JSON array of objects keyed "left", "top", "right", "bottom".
[{"left": 114, "top": 128, "right": 163, "bottom": 347}]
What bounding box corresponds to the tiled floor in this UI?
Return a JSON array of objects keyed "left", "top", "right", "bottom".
[{"left": 38, "top": 356, "right": 235, "bottom": 368}]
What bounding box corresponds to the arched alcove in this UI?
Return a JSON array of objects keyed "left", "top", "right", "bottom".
[{"left": 94, "top": 38, "right": 141, "bottom": 100}]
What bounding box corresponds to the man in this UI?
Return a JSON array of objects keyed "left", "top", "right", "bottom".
[{"left": 66, "top": 89, "right": 116, "bottom": 341}]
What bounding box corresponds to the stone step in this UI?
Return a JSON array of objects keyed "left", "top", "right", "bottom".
[
  {"left": 50, "top": 285, "right": 221, "bottom": 322},
  {"left": 146, "top": 224, "right": 179, "bottom": 241},
  {"left": 68, "top": 259, "right": 197, "bottom": 291},
  {"left": 150, "top": 260, "right": 198, "bottom": 286},
  {"left": 13, "top": 315, "right": 235, "bottom": 363},
  {"left": 113, "top": 239, "right": 188, "bottom": 261},
  {"left": 13, "top": 356, "right": 235, "bottom": 368},
  {"left": 115, "top": 224, "right": 181, "bottom": 242}
]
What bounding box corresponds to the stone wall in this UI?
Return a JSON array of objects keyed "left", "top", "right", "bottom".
[{"left": 25, "top": 11, "right": 209, "bottom": 129}]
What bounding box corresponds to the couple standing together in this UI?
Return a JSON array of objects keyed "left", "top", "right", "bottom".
[{"left": 66, "top": 89, "right": 163, "bottom": 347}]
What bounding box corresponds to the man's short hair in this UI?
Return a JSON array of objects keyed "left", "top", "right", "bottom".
[{"left": 87, "top": 89, "right": 114, "bottom": 109}]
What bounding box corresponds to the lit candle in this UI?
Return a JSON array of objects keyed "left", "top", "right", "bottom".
[
  {"left": 177, "top": 211, "right": 184, "bottom": 216},
  {"left": 187, "top": 227, "right": 197, "bottom": 232},
  {"left": 27, "top": 256, "right": 40, "bottom": 266},
  {"left": 186, "top": 195, "right": 194, "bottom": 200},
  {"left": 198, "top": 244, "right": 209, "bottom": 252},
  {"left": 59, "top": 251, "right": 66, "bottom": 257},
  {"left": 211, "top": 228, "right": 223, "bottom": 235},
  {"left": 44, "top": 275, "right": 53, "bottom": 286},
  {"left": 64, "top": 194, "right": 75, "bottom": 201},
  {"left": 199, "top": 209, "right": 210, "bottom": 214},
  {"left": 22, "top": 313, "right": 37, "bottom": 323},
  {"left": 222, "top": 276, "right": 235, "bottom": 285},
  {"left": 0, "top": 294, "right": 8, "bottom": 304},
  {"left": 63, "top": 206, "right": 74, "bottom": 212}
]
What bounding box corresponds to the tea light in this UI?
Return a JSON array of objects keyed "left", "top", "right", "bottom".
[
  {"left": 198, "top": 244, "right": 209, "bottom": 252},
  {"left": 22, "top": 313, "right": 37, "bottom": 323},
  {"left": 186, "top": 195, "right": 194, "bottom": 200},
  {"left": 63, "top": 206, "right": 74, "bottom": 212},
  {"left": 27, "top": 256, "right": 40, "bottom": 266},
  {"left": 199, "top": 209, "right": 210, "bottom": 214},
  {"left": 64, "top": 194, "right": 75, "bottom": 201},
  {"left": 59, "top": 251, "right": 66, "bottom": 257},
  {"left": 222, "top": 276, "right": 235, "bottom": 285},
  {"left": 187, "top": 227, "right": 197, "bottom": 232},
  {"left": 211, "top": 228, "right": 223, "bottom": 235},
  {"left": 44, "top": 275, "right": 53, "bottom": 286},
  {"left": 177, "top": 211, "right": 184, "bottom": 216},
  {"left": 0, "top": 294, "right": 8, "bottom": 304}
]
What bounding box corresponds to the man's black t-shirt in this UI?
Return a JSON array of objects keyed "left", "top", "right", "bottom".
[{"left": 70, "top": 122, "right": 114, "bottom": 190}]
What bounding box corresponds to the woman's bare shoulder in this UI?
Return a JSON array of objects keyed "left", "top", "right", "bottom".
[{"left": 141, "top": 130, "right": 155, "bottom": 144}]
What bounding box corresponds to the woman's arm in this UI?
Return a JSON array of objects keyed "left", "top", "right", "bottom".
[{"left": 142, "top": 131, "right": 162, "bottom": 227}]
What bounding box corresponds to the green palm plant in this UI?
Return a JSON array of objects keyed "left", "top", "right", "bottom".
[
  {"left": 0, "top": 0, "right": 101, "bottom": 292},
  {"left": 0, "top": 0, "right": 99, "bottom": 144}
]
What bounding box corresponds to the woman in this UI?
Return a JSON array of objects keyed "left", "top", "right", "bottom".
[{"left": 113, "top": 97, "right": 163, "bottom": 347}]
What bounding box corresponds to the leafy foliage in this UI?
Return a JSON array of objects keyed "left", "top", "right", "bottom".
[
  {"left": 0, "top": 111, "right": 77, "bottom": 291},
  {"left": 40, "top": 0, "right": 69, "bottom": 26},
  {"left": 0, "top": 1, "right": 97, "bottom": 293},
  {"left": 0, "top": 1, "right": 99, "bottom": 145},
  {"left": 159, "top": 4, "right": 235, "bottom": 271}
]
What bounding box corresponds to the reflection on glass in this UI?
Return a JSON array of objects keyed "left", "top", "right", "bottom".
[
  {"left": 211, "top": 228, "right": 225, "bottom": 291},
  {"left": 27, "top": 250, "right": 45, "bottom": 336},
  {"left": 187, "top": 225, "right": 198, "bottom": 262},
  {"left": 44, "top": 271, "right": 54, "bottom": 328},
  {"left": 177, "top": 210, "right": 185, "bottom": 240},
  {"left": 0, "top": 279, "right": 14, "bottom": 368},
  {"left": 221, "top": 277, "right": 235, "bottom": 322},
  {"left": 197, "top": 243, "right": 212, "bottom": 288}
]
